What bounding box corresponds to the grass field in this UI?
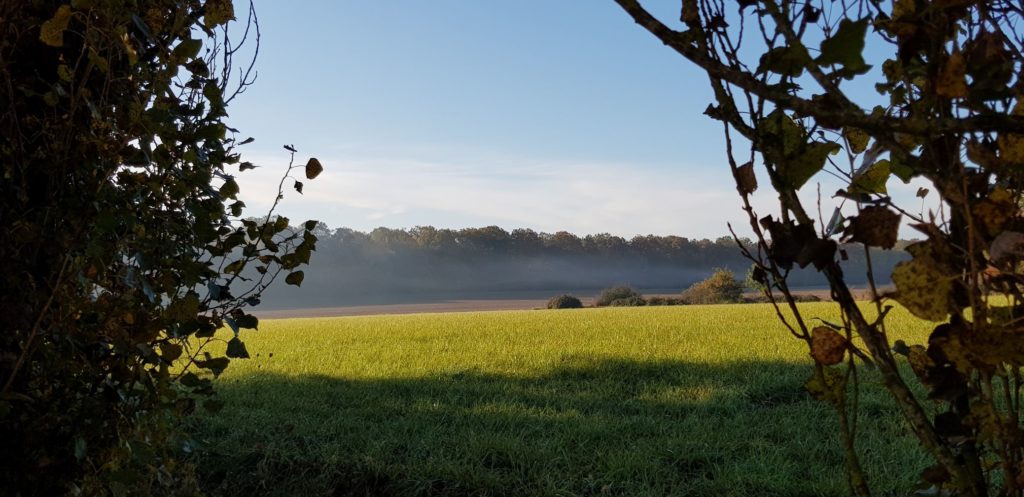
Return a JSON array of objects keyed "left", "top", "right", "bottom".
[{"left": 194, "top": 303, "right": 935, "bottom": 497}]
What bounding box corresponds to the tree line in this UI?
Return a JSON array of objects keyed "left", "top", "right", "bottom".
[{"left": 259, "top": 223, "right": 911, "bottom": 308}]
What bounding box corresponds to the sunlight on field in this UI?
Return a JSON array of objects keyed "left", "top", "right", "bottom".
[{"left": 197, "top": 303, "right": 934, "bottom": 497}]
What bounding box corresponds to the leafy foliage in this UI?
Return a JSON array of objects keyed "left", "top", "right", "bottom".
[
  {"left": 0, "top": 1, "right": 319, "bottom": 494},
  {"left": 594, "top": 286, "right": 643, "bottom": 307},
  {"left": 615, "top": 0, "right": 1024, "bottom": 495},
  {"left": 547, "top": 294, "right": 584, "bottom": 309},
  {"left": 680, "top": 268, "right": 745, "bottom": 305}
]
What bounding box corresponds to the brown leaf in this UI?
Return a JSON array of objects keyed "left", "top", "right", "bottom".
[
  {"left": 734, "top": 162, "right": 757, "bottom": 194},
  {"left": 843, "top": 206, "right": 900, "bottom": 249},
  {"left": 305, "top": 158, "right": 323, "bottom": 180},
  {"left": 973, "top": 187, "right": 1014, "bottom": 236},
  {"left": 203, "top": 0, "right": 235, "bottom": 28},
  {"left": 811, "top": 326, "right": 847, "bottom": 365},
  {"left": 936, "top": 50, "right": 967, "bottom": 98},
  {"left": 991, "top": 231, "right": 1024, "bottom": 263}
]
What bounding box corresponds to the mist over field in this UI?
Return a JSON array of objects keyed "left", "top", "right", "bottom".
[{"left": 256, "top": 225, "right": 910, "bottom": 309}]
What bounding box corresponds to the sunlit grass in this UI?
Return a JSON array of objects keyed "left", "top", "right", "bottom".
[{"left": 196, "top": 303, "right": 935, "bottom": 497}]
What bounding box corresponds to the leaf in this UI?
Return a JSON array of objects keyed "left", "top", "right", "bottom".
[
  {"left": 780, "top": 141, "right": 840, "bottom": 189},
  {"left": 285, "top": 270, "right": 304, "bottom": 287},
  {"left": 159, "top": 343, "right": 183, "bottom": 362},
  {"left": 293, "top": 180, "right": 303, "bottom": 194},
  {"left": 973, "top": 187, "right": 1014, "bottom": 236},
  {"left": 224, "top": 259, "right": 245, "bottom": 275},
  {"left": 305, "top": 158, "right": 323, "bottom": 179},
  {"left": 239, "top": 161, "right": 257, "bottom": 171},
  {"left": 235, "top": 313, "right": 258, "bottom": 330},
  {"left": 843, "top": 127, "right": 869, "bottom": 154},
  {"left": 817, "top": 18, "right": 870, "bottom": 75},
  {"left": 40, "top": 5, "right": 72, "bottom": 47},
  {"left": 849, "top": 160, "right": 890, "bottom": 194},
  {"left": 74, "top": 437, "right": 87, "bottom": 461},
  {"left": 239, "top": 137, "right": 255, "bottom": 145},
  {"left": 990, "top": 231, "right": 1024, "bottom": 263},
  {"left": 804, "top": 368, "right": 845, "bottom": 405},
  {"left": 225, "top": 337, "right": 250, "bottom": 359},
  {"left": 203, "top": 0, "right": 235, "bottom": 28},
  {"left": 758, "top": 45, "right": 810, "bottom": 77},
  {"left": 219, "top": 177, "right": 239, "bottom": 198},
  {"left": 936, "top": 51, "right": 967, "bottom": 99},
  {"left": 195, "top": 356, "right": 230, "bottom": 377},
  {"left": 892, "top": 243, "right": 956, "bottom": 322},
  {"left": 811, "top": 326, "right": 847, "bottom": 365},
  {"left": 173, "top": 38, "right": 203, "bottom": 61},
  {"left": 734, "top": 162, "right": 757, "bottom": 194},
  {"left": 844, "top": 206, "right": 900, "bottom": 249}
]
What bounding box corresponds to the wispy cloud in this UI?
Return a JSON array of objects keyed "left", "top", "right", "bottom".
[{"left": 233, "top": 149, "right": 938, "bottom": 239}]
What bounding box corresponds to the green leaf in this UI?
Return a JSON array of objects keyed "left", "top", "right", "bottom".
[
  {"left": 779, "top": 141, "right": 840, "bottom": 189},
  {"left": 173, "top": 38, "right": 203, "bottom": 60},
  {"left": 758, "top": 45, "right": 810, "bottom": 77},
  {"left": 843, "top": 127, "right": 869, "bottom": 154},
  {"left": 285, "top": 270, "right": 304, "bottom": 287},
  {"left": 219, "top": 178, "right": 239, "bottom": 198},
  {"left": 224, "top": 259, "right": 245, "bottom": 275},
  {"left": 849, "top": 160, "right": 890, "bottom": 194},
  {"left": 225, "top": 337, "right": 250, "bottom": 359},
  {"left": 817, "top": 18, "right": 871, "bottom": 75},
  {"left": 159, "top": 342, "right": 183, "bottom": 362}
]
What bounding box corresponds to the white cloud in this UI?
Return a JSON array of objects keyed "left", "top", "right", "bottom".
[{"left": 232, "top": 149, "right": 942, "bottom": 239}]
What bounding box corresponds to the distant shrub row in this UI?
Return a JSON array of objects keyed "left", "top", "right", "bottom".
[{"left": 545, "top": 269, "right": 820, "bottom": 310}]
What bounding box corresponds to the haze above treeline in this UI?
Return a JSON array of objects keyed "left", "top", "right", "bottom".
[{"left": 258, "top": 224, "right": 910, "bottom": 309}]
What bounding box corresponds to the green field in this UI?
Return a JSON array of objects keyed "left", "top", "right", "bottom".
[{"left": 195, "top": 303, "right": 935, "bottom": 497}]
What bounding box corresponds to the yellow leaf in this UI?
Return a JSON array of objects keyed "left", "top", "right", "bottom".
[
  {"left": 39, "top": 5, "right": 72, "bottom": 47},
  {"left": 204, "top": 0, "right": 235, "bottom": 28},
  {"left": 844, "top": 127, "right": 870, "bottom": 154},
  {"left": 936, "top": 51, "right": 967, "bottom": 98},
  {"left": 892, "top": 243, "right": 956, "bottom": 322}
]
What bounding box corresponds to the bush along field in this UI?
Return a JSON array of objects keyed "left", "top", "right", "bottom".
[{"left": 192, "top": 303, "right": 935, "bottom": 497}]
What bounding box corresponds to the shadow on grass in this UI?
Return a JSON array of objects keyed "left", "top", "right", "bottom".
[{"left": 195, "top": 357, "right": 919, "bottom": 497}]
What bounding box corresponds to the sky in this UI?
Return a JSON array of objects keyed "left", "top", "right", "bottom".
[{"left": 227, "top": 1, "right": 928, "bottom": 239}]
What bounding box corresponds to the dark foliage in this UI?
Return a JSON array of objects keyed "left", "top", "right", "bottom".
[
  {"left": 595, "top": 286, "right": 643, "bottom": 307},
  {"left": 0, "top": 2, "right": 317, "bottom": 494},
  {"left": 547, "top": 294, "right": 584, "bottom": 309}
]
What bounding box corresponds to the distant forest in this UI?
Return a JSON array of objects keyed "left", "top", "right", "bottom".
[{"left": 259, "top": 224, "right": 910, "bottom": 308}]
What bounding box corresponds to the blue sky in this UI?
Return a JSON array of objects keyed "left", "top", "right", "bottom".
[{"left": 228, "top": 1, "right": 924, "bottom": 238}]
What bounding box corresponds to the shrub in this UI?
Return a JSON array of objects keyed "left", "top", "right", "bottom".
[
  {"left": 594, "top": 286, "right": 642, "bottom": 307},
  {"left": 547, "top": 294, "right": 584, "bottom": 309},
  {"left": 681, "top": 268, "right": 744, "bottom": 304},
  {"left": 610, "top": 296, "right": 647, "bottom": 307}
]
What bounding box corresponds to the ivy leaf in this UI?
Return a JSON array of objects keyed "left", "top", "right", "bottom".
[
  {"left": 817, "top": 18, "right": 871, "bottom": 75},
  {"left": 225, "top": 337, "right": 250, "bottom": 359},
  {"left": 305, "top": 158, "right": 323, "bottom": 180},
  {"left": 39, "top": 5, "right": 72, "bottom": 47},
  {"left": 285, "top": 270, "right": 304, "bottom": 287}
]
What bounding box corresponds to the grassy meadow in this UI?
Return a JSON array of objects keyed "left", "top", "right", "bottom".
[{"left": 195, "top": 303, "right": 936, "bottom": 497}]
